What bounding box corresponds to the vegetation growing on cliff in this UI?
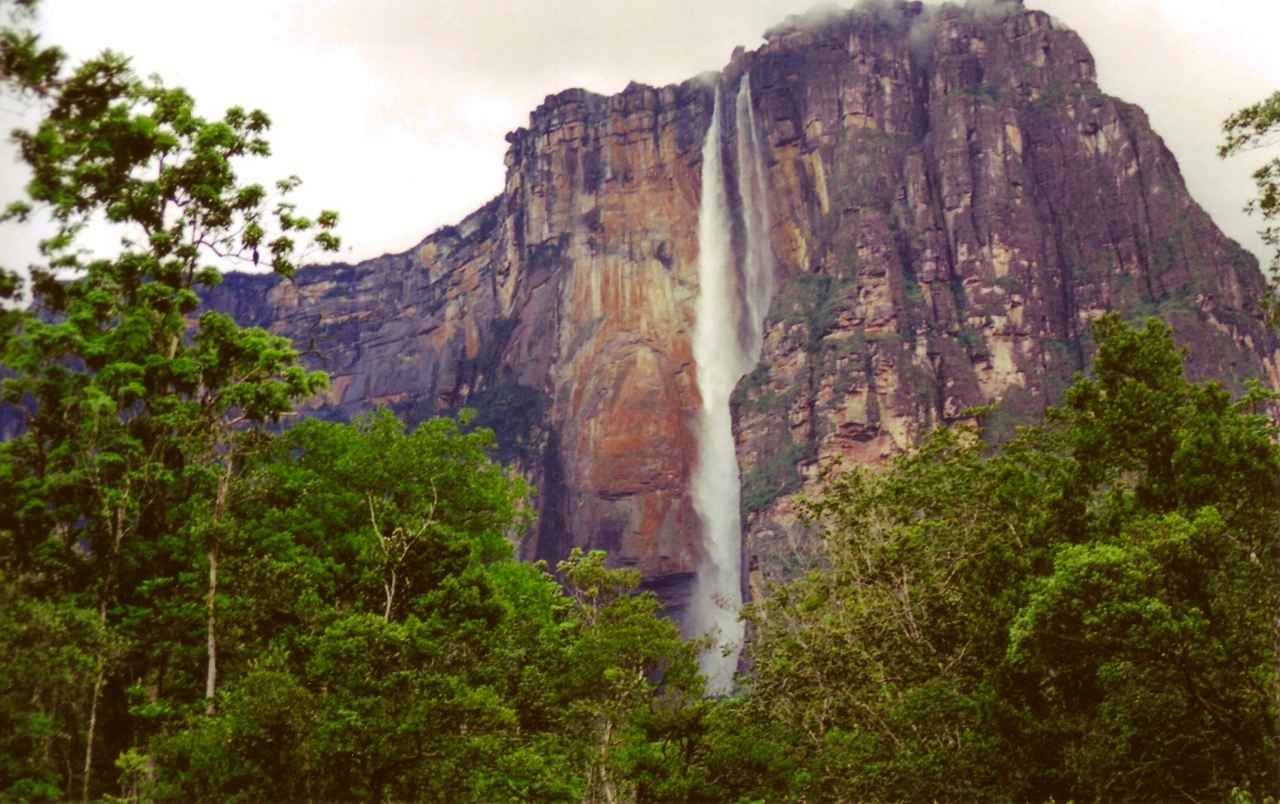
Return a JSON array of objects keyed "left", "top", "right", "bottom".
[
  {"left": 500, "top": 314, "right": 1273, "bottom": 804},
  {"left": 2, "top": 4, "right": 1278, "bottom": 802},
  {"left": 725, "top": 314, "right": 1279, "bottom": 802}
]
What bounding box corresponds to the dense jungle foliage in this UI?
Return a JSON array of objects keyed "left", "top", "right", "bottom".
[{"left": 1, "top": 3, "right": 1277, "bottom": 801}]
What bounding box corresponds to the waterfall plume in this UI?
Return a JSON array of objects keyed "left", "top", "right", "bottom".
[{"left": 688, "top": 74, "right": 776, "bottom": 695}]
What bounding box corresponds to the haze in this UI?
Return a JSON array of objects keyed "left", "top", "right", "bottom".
[{"left": 1, "top": 0, "right": 1277, "bottom": 272}]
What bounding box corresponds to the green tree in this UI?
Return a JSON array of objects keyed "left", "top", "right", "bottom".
[
  {"left": 139, "top": 412, "right": 537, "bottom": 802},
  {"left": 0, "top": 570, "right": 119, "bottom": 800},
  {"left": 146, "top": 414, "right": 706, "bottom": 804},
  {"left": 0, "top": 0, "right": 60, "bottom": 102},
  {"left": 1221, "top": 90, "right": 1280, "bottom": 326},
  {"left": 553, "top": 548, "right": 705, "bottom": 804},
  {"left": 0, "top": 5, "right": 712, "bottom": 803},
  {"left": 0, "top": 2, "right": 339, "bottom": 796},
  {"left": 738, "top": 315, "right": 1280, "bottom": 802}
]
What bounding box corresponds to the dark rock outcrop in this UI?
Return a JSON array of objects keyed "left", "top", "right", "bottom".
[{"left": 202, "top": 0, "right": 1279, "bottom": 608}]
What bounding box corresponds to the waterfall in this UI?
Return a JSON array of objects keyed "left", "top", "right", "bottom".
[
  {"left": 736, "top": 73, "right": 776, "bottom": 352},
  {"left": 689, "top": 86, "right": 740, "bottom": 694},
  {"left": 689, "top": 74, "right": 776, "bottom": 695}
]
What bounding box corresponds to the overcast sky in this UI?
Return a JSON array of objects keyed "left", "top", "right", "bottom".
[{"left": 1, "top": 0, "right": 1277, "bottom": 274}]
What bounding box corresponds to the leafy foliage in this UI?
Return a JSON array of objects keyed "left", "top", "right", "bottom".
[
  {"left": 0, "top": 6, "right": 711, "bottom": 801},
  {"left": 2, "top": 3, "right": 1278, "bottom": 802},
  {"left": 736, "top": 314, "right": 1280, "bottom": 802},
  {"left": 0, "top": 571, "right": 119, "bottom": 801},
  {"left": 0, "top": 3, "right": 342, "bottom": 796},
  {"left": 1221, "top": 89, "right": 1280, "bottom": 326},
  {"left": 139, "top": 419, "right": 705, "bottom": 803}
]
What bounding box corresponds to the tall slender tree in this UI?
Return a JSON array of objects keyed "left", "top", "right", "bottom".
[{"left": 0, "top": 2, "right": 338, "bottom": 796}]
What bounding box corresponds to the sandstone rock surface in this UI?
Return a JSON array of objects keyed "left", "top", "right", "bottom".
[{"left": 210, "top": 0, "right": 1280, "bottom": 613}]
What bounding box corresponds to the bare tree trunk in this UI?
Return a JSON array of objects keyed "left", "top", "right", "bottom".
[
  {"left": 593, "top": 717, "right": 615, "bottom": 804},
  {"left": 1273, "top": 609, "right": 1280, "bottom": 799},
  {"left": 204, "top": 536, "right": 218, "bottom": 714},
  {"left": 383, "top": 568, "right": 396, "bottom": 622},
  {"left": 84, "top": 512, "right": 122, "bottom": 804},
  {"left": 81, "top": 660, "right": 104, "bottom": 804},
  {"left": 205, "top": 446, "right": 233, "bottom": 714}
]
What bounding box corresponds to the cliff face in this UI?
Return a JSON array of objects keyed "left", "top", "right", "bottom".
[
  {"left": 212, "top": 0, "right": 1280, "bottom": 613},
  {"left": 214, "top": 80, "right": 717, "bottom": 613}
]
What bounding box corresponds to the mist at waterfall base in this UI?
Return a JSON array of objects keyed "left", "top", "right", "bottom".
[{"left": 687, "top": 74, "right": 777, "bottom": 695}]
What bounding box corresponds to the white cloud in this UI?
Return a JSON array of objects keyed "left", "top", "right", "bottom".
[{"left": 0, "top": 0, "right": 1276, "bottom": 273}]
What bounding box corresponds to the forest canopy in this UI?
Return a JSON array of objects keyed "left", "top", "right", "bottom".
[{"left": 0, "top": 3, "right": 1277, "bottom": 802}]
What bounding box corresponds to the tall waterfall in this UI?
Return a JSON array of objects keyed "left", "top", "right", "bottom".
[
  {"left": 689, "top": 74, "right": 776, "bottom": 695},
  {"left": 736, "top": 73, "right": 776, "bottom": 351}
]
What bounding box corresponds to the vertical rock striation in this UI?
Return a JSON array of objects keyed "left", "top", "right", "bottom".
[
  {"left": 215, "top": 80, "right": 718, "bottom": 617},
  {"left": 206, "top": 0, "right": 1280, "bottom": 619},
  {"left": 730, "top": 1, "right": 1279, "bottom": 592}
]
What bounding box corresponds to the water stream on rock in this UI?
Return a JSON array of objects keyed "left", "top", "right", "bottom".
[
  {"left": 689, "top": 75, "right": 776, "bottom": 695},
  {"left": 735, "top": 73, "right": 777, "bottom": 356}
]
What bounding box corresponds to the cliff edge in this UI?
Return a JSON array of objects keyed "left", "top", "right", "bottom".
[{"left": 210, "top": 0, "right": 1280, "bottom": 615}]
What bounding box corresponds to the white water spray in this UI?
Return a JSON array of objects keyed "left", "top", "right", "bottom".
[
  {"left": 689, "top": 75, "right": 776, "bottom": 695},
  {"left": 736, "top": 73, "right": 776, "bottom": 348}
]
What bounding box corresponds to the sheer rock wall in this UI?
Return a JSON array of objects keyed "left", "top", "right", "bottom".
[{"left": 211, "top": 0, "right": 1280, "bottom": 613}]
